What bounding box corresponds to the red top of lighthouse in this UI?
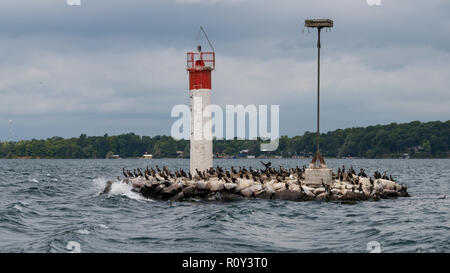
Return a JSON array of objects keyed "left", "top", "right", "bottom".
[
  {"left": 187, "top": 51, "right": 215, "bottom": 71},
  {"left": 187, "top": 48, "right": 215, "bottom": 90}
]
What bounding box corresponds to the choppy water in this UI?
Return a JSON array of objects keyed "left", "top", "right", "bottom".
[{"left": 0, "top": 159, "right": 448, "bottom": 253}]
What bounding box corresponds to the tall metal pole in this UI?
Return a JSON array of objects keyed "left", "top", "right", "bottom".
[
  {"left": 305, "top": 19, "right": 332, "bottom": 168},
  {"left": 317, "top": 27, "right": 321, "bottom": 156}
]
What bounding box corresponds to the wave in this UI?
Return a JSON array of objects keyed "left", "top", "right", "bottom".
[
  {"left": 13, "top": 204, "right": 23, "bottom": 212},
  {"left": 76, "top": 229, "right": 90, "bottom": 235},
  {"left": 11, "top": 201, "right": 29, "bottom": 213},
  {"left": 92, "top": 177, "right": 152, "bottom": 202}
]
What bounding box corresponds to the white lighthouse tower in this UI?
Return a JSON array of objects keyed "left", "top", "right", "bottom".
[{"left": 187, "top": 46, "right": 215, "bottom": 176}]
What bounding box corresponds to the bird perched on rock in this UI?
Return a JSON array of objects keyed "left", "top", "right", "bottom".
[
  {"left": 161, "top": 173, "right": 169, "bottom": 180},
  {"left": 196, "top": 169, "right": 203, "bottom": 180},
  {"left": 179, "top": 169, "right": 186, "bottom": 177},
  {"left": 349, "top": 165, "right": 356, "bottom": 175},
  {"left": 374, "top": 171, "right": 381, "bottom": 179},
  {"left": 260, "top": 161, "right": 271, "bottom": 169},
  {"left": 358, "top": 168, "right": 367, "bottom": 178},
  {"left": 202, "top": 171, "right": 209, "bottom": 181}
]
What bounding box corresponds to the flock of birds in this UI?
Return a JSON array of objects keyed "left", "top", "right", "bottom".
[
  {"left": 104, "top": 161, "right": 414, "bottom": 202},
  {"left": 121, "top": 161, "right": 402, "bottom": 190}
]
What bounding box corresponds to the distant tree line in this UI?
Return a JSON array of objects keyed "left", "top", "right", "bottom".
[{"left": 0, "top": 120, "right": 448, "bottom": 159}]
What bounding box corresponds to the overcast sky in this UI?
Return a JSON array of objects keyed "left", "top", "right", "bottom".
[{"left": 0, "top": 0, "right": 449, "bottom": 140}]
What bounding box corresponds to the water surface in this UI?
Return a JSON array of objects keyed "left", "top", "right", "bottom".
[{"left": 0, "top": 159, "right": 448, "bottom": 253}]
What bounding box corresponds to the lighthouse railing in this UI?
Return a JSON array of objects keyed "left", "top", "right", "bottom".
[{"left": 187, "top": 52, "right": 215, "bottom": 70}]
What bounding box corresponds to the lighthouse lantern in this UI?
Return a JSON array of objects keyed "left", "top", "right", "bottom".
[{"left": 187, "top": 51, "right": 215, "bottom": 90}]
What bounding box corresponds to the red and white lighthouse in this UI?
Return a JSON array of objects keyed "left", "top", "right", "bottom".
[{"left": 187, "top": 46, "right": 215, "bottom": 175}]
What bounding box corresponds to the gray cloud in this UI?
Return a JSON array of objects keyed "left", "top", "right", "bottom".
[{"left": 0, "top": 0, "right": 449, "bottom": 140}]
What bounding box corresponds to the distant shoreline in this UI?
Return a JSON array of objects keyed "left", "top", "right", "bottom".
[
  {"left": 1, "top": 157, "right": 448, "bottom": 160},
  {"left": 1, "top": 120, "right": 449, "bottom": 159}
]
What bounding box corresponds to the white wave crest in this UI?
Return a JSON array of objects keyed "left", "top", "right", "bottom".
[
  {"left": 93, "top": 177, "right": 152, "bottom": 202},
  {"left": 108, "top": 181, "right": 148, "bottom": 202},
  {"left": 76, "top": 229, "right": 90, "bottom": 235},
  {"left": 93, "top": 177, "right": 109, "bottom": 189}
]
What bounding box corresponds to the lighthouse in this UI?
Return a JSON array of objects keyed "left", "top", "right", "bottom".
[{"left": 187, "top": 45, "right": 215, "bottom": 176}]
